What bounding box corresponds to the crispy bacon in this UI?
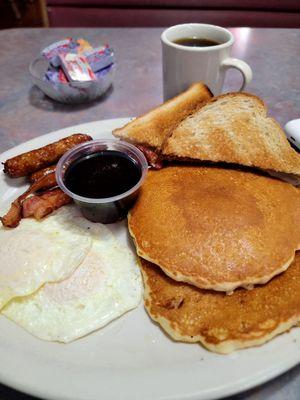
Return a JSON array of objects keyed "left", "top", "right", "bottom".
[
  {"left": 0, "top": 200, "right": 22, "bottom": 228},
  {"left": 19, "top": 172, "right": 57, "bottom": 202},
  {"left": 1, "top": 172, "right": 57, "bottom": 228},
  {"left": 22, "top": 188, "right": 72, "bottom": 220},
  {"left": 1, "top": 133, "right": 87, "bottom": 227},
  {"left": 136, "top": 145, "right": 163, "bottom": 170}
]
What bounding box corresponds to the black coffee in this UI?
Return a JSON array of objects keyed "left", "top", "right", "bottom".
[{"left": 174, "top": 37, "right": 221, "bottom": 47}]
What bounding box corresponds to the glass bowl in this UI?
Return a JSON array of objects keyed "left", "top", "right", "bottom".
[
  {"left": 56, "top": 139, "right": 148, "bottom": 224},
  {"left": 29, "top": 56, "right": 115, "bottom": 104}
]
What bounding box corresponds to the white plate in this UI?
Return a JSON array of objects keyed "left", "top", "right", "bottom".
[{"left": 0, "top": 118, "right": 299, "bottom": 400}]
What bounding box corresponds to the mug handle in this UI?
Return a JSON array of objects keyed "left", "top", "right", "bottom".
[{"left": 221, "top": 58, "right": 253, "bottom": 91}]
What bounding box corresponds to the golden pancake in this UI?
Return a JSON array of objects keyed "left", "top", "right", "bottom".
[
  {"left": 141, "top": 254, "right": 300, "bottom": 354},
  {"left": 129, "top": 166, "right": 300, "bottom": 292}
]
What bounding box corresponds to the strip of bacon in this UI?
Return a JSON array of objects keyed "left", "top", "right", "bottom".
[
  {"left": 1, "top": 172, "right": 57, "bottom": 228},
  {"left": 0, "top": 200, "right": 22, "bottom": 228},
  {"left": 22, "top": 188, "right": 72, "bottom": 220},
  {"left": 136, "top": 145, "right": 163, "bottom": 170},
  {"left": 19, "top": 172, "right": 57, "bottom": 202}
]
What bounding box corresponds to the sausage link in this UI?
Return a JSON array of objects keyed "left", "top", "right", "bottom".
[
  {"left": 3, "top": 133, "right": 92, "bottom": 178},
  {"left": 29, "top": 164, "right": 56, "bottom": 183}
]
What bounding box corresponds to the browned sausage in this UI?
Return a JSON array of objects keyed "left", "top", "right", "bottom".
[
  {"left": 29, "top": 164, "right": 57, "bottom": 183},
  {"left": 3, "top": 133, "right": 92, "bottom": 178}
]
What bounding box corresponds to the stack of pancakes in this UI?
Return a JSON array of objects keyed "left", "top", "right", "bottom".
[
  {"left": 128, "top": 166, "right": 300, "bottom": 354},
  {"left": 114, "top": 84, "right": 300, "bottom": 354}
]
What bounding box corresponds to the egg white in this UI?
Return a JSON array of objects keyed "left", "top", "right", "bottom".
[
  {"left": 2, "top": 220, "right": 142, "bottom": 342},
  {"left": 0, "top": 205, "right": 92, "bottom": 310}
]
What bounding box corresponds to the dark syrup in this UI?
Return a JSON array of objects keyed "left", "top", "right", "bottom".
[
  {"left": 174, "top": 37, "right": 221, "bottom": 47},
  {"left": 65, "top": 150, "right": 141, "bottom": 199},
  {"left": 64, "top": 150, "right": 142, "bottom": 223}
]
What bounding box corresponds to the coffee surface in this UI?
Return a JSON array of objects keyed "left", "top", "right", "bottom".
[{"left": 174, "top": 37, "right": 221, "bottom": 47}]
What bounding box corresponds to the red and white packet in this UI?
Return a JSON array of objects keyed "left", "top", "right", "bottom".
[{"left": 59, "top": 53, "right": 96, "bottom": 82}]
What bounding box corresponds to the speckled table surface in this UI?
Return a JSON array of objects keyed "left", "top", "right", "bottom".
[{"left": 0, "top": 27, "right": 300, "bottom": 400}]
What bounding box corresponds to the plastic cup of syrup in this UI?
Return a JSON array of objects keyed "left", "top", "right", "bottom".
[{"left": 56, "top": 139, "right": 148, "bottom": 223}]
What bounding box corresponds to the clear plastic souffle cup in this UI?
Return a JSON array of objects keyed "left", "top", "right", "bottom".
[{"left": 56, "top": 139, "right": 148, "bottom": 224}]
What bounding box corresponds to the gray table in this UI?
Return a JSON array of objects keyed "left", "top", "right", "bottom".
[{"left": 0, "top": 27, "right": 300, "bottom": 400}]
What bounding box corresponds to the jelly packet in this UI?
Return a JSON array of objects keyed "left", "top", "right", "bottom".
[
  {"left": 42, "top": 37, "right": 115, "bottom": 90},
  {"left": 45, "top": 66, "right": 68, "bottom": 85},
  {"left": 76, "top": 38, "right": 93, "bottom": 54},
  {"left": 59, "top": 53, "right": 96, "bottom": 82},
  {"left": 85, "top": 46, "right": 115, "bottom": 72},
  {"left": 42, "top": 38, "right": 78, "bottom": 67}
]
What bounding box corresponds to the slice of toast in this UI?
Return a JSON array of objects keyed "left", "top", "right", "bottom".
[
  {"left": 162, "top": 93, "right": 300, "bottom": 176},
  {"left": 113, "top": 82, "right": 212, "bottom": 150}
]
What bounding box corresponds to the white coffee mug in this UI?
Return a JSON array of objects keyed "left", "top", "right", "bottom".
[{"left": 161, "top": 23, "right": 253, "bottom": 100}]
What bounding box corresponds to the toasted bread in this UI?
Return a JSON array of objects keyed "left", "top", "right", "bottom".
[
  {"left": 162, "top": 93, "right": 300, "bottom": 176},
  {"left": 113, "top": 82, "right": 212, "bottom": 150}
]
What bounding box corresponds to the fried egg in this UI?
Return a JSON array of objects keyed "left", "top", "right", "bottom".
[
  {"left": 2, "top": 221, "right": 142, "bottom": 342},
  {"left": 0, "top": 206, "right": 92, "bottom": 310}
]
